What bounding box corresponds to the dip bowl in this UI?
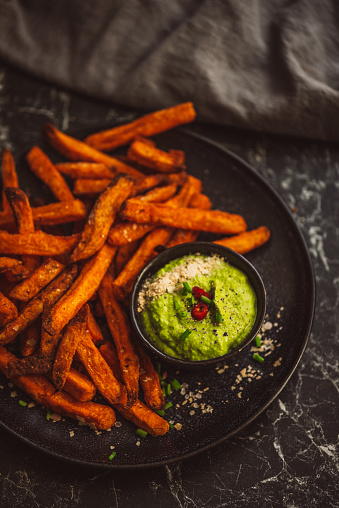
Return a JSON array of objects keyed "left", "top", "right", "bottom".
[{"left": 130, "top": 242, "right": 266, "bottom": 370}]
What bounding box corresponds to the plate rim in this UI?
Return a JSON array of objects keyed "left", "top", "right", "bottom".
[{"left": 0, "top": 128, "right": 316, "bottom": 469}]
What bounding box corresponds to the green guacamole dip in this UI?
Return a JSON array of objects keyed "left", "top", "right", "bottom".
[{"left": 139, "top": 254, "right": 257, "bottom": 361}]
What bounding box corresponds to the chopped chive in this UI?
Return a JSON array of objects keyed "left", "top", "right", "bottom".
[
  {"left": 187, "top": 297, "right": 193, "bottom": 306},
  {"left": 46, "top": 410, "right": 51, "bottom": 421},
  {"left": 166, "top": 383, "right": 172, "bottom": 396},
  {"left": 136, "top": 428, "right": 148, "bottom": 438},
  {"left": 155, "top": 409, "right": 165, "bottom": 416},
  {"left": 171, "top": 379, "right": 181, "bottom": 391},
  {"left": 162, "top": 387, "right": 167, "bottom": 397},
  {"left": 201, "top": 295, "right": 212, "bottom": 305},
  {"left": 168, "top": 422, "right": 174, "bottom": 429},
  {"left": 180, "top": 329, "right": 192, "bottom": 340},
  {"left": 255, "top": 336, "right": 261, "bottom": 348},
  {"left": 183, "top": 282, "right": 192, "bottom": 292},
  {"left": 180, "top": 311, "right": 187, "bottom": 317},
  {"left": 165, "top": 402, "right": 173, "bottom": 410},
  {"left": 19, "top": 400, "right": 27, "bottom": 407},
  {"left": 253, "top": 353, "right": 264, "bottom": 363},
  {"left": 108, "top": 452, "right": 116, "bottom": 461},
  {"left": 174, "top": 301, "right": 180, "bottom": 310},
  {"left": 216, "top": 312, "right": 222, "bottom": 324}
]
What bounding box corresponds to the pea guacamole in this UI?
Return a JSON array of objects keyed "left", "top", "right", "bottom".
[{"left": 138, "top": 254, "right": 257, "bottom": 361}]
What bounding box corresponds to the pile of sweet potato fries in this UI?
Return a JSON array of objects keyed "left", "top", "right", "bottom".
[{"left": 0, "top": 102, "right": 270, "bottom": 435}]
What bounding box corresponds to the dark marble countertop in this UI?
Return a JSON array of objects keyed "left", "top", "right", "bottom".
[{"left": 0, "top": 62, "right": 337, "bottom": 508}]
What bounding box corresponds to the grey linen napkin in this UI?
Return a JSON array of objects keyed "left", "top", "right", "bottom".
[{"left": 0, "top": 0, "right": 339, "bottom": 140}]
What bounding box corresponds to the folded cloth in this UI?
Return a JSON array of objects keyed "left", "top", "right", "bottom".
[{"left": 0, "top": 0, "right": 339, "bottom": 140}]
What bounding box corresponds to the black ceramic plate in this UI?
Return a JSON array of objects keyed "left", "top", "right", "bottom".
[{"left": 0, "top": 129, "right": 315, "bottom": 469}]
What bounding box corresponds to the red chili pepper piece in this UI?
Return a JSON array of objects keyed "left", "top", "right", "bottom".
[
  {"left": 191, "top": 303, "right": 209, "bottom": 321},
  {"left": 192, "top": 286, "right": 210, "bottom": 300}
]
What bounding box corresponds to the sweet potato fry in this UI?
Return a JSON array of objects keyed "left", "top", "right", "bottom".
[
  {"left": 99, "top": 341, "right": 123, "bottom": 382},
  {"left": 113, "top": 227, "right": 173, "bottom": 301},
  {"left": 0, "top": 264, "right": 77, "bottom": 345},
  {"left": 128, "top": 137, "right": 186, "bottom": 173},
  {"left": 73, "top": 178, "right": 111, "bottom": 197},
  {"left": 7, "top": 353, "right": 54, "bottom": 377},
  {"left": 62, "top": 367, "right": 97, "bottom": 402},
  {"left": 116, "top": 400, "right": 169, "bottom": 436},
  {"left": 115, "top": 240, "right": 139, "bottom": 276},
  {"left": 137, "top": 345, "right": 166, "bottom": 411},
  {"left": 56, "top": 162, "right": 116, "bottom": 179},
  {"left": 43, "top": 243, "right": 117, "bottom": 336},
  {"left": 26, "top": 146, "right": 74, "bottom": 202},
  {"left": 5, "top": 187, "right": 40, "bottom": 275},
  {"left": 20, "top": 319, "right": 40, "bottom": 357},
  {"left": 71, "top": 174, "right": 134, "bottom": 262},
  {"left": 0, "top": 257, "right": 23, "bottom": 273},
  {"left": 120, "top": 201, "right": 247, "bottom": 235},
  {"left": 108, "top": 177, "right": 197, "bottom": 247},
  {"left": 133, "top": 183, "right": 177, "bottom": 203},
  {"left": 0, "top": 230, "right": 81, "bottom": 256},
  {"left": 1, "top": 149, "right": 19, "bottom": 213},
  {"left": 86, "top": 309, "right": 105, "bottom": 346},
  {"left": 43, "top": 124, "right": 144, "bottom": 179},
  {"left": 10, "top": 258, "right": 65, "bottom": 301},
  {"left": 84, "top": 102, "right": 196, "bottom": 151},
  {"left": 167, "top": 192, "right": 213, "bottom": 248},
  {"left": 0, "top": 290, "right": 18, "bottom": 327},
  {"left": 0, "top": 347, "right": 115, "bottom": 429},
  {"left": 76, "top": 328, "right": 127, "bottom": 406},
  {"left": 214, "top": 226, "right": 271, "bottom": 254},
  {"left": 52, "top": 305, "right": 89, "bottom": 389},
  {"left": 99, "top": 273, "right": 139, "bottom": 407}
]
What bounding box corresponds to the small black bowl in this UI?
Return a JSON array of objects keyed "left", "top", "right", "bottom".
[{"left": 130, "top": 242, "right": 266, "bottom": 370}]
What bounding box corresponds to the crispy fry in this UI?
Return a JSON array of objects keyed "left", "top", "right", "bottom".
[
  {"left": 62, "top": 367, "right": 97, "bottom": 402},
  {"left": 120, "top": 201, "right": 247, "bottom": 234},
  {"left": 133, "top": 183, "right": 177, "bottom": 203},
  {"left": 0, "top": 265, "right": 77, "bottom": 346},
  {"left": 128, "top": 137, "right": 186, "bottom": 173},
  {"left": 43, "top": 244, "right": 117, "bottom": 336},
  {"left": 167, "top": 192, "right": 213, "bottom": 248},
  {"left": 5, "top": 187, "right": 40, "bottom": 275},
  {"left": 10, "top": 258, "right": 65, "bottom": 301},
  {"left": 52, "top": 305, "right": 89, "bottom": 389},
  {"left": 26, "top": 146, "right": 74, "bottom": 202},
  {"left": 0, "top": 257, "right": 23, "bottom": 273},
  {"left": 20, "top": 319, "right": 40, "bottom": 357},
  {"left": 73, "top": 178, "right": 111, "bottom": 196},
  {"left": 214, "top": 226, "right": 271, "bottom": 254},
  {"left": 56, "top": 162, "right": 116, "bottom": 179},
  {"left": 108, "top": 177, "right": 196, "bottom": 247},
  {"left": 0, "top": 290, "right": 18, "bottom": 327},
  {"left": 0, "top": 230, "right": 81, "bottom": 256},
  {"left": 99, "top": 273, "right": 139, "bottom": 407},
  {"left": 115, "top": 240, "right": 139, "bottom": 276},
  {"left": 86, "top": 309, "right": 105, "bottom": 345},
  {"left": 0, "top": 346, "right": 115, "bottom": 429},
  {"left": 71, "top": 174, "right": 134, "bottom": 262},
  {"left": 7, "top": 353, "right": 54, "bottom": 377},
  {"left": 112, "top": 227, "right": 172, "bottom": 301},
  {"left": 43, "top": 123, "right": 144, "bottom": 179},
  {"left": 137, "top": 345, "right": 166, "bottom": 411},
  {"left": 116, "top": 400, "right": 169, "bottom": 436},
  {"left": 1, "top": 149, "right": 19, "bottom": 214},
  {"left": 76, "top": 328, "right": 127, "bottom": 406},
  {"left": 99, "top": 342, "right": 123, "bottom": 382},
  {"left": 85, "top": 102, "right": 196, "bottom": 151}
]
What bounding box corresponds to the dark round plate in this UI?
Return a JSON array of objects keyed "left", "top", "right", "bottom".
[{"left": 0, "top": 128, "right": 315, "bottom": 469}]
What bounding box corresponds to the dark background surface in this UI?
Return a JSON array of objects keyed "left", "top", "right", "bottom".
[{"left": 0, "top": 62, "right": 337, "bottom": 507}]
